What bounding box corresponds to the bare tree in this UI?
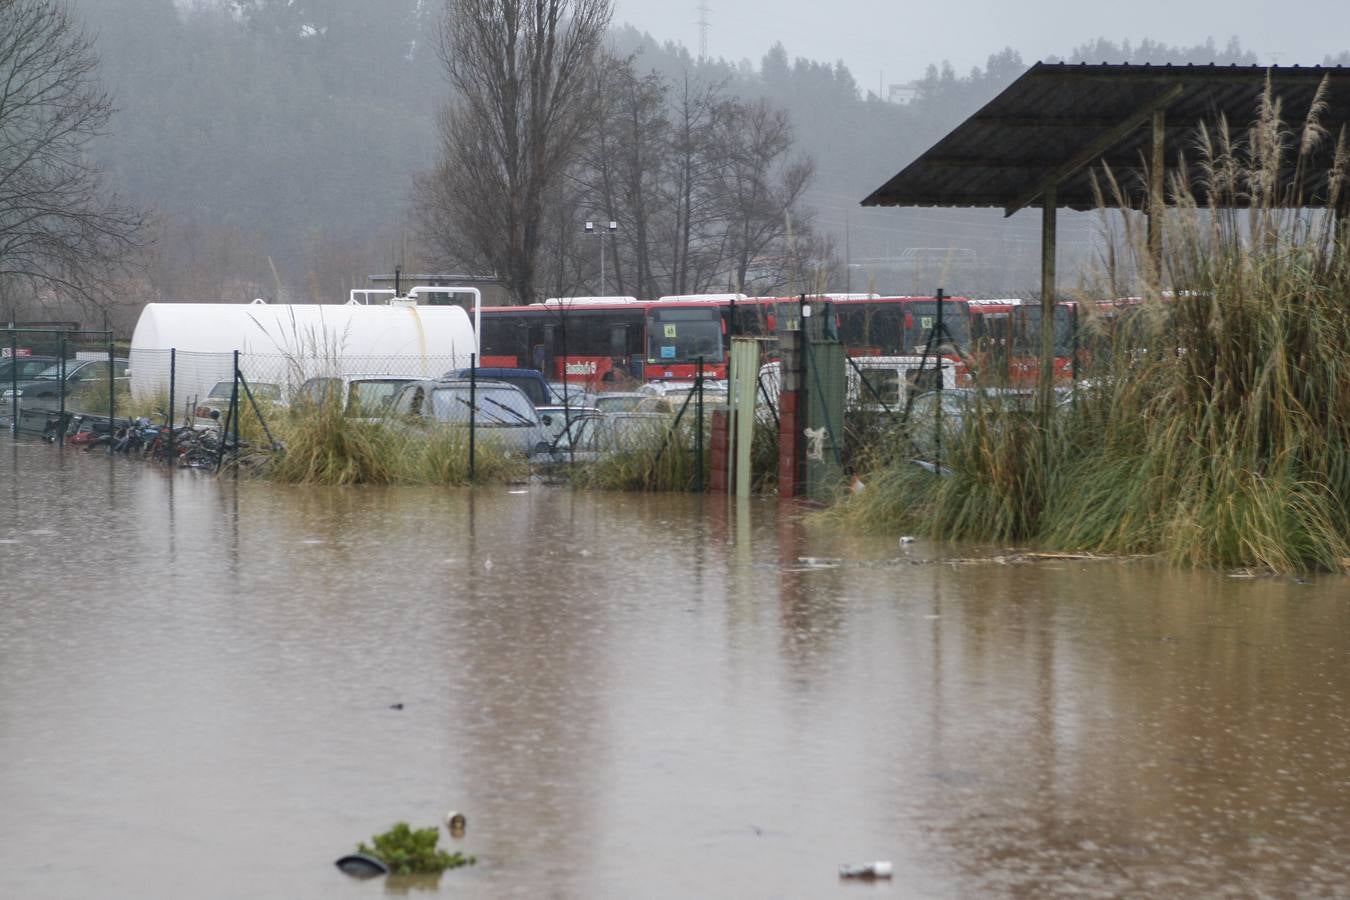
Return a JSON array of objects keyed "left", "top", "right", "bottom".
[
  {"left": 0, "top": 0, "right": 145, "bottom": 319},
  {"left": 415, "top": 0, "right": 612, "bottom": 305},
  {"left": 716, "top": 98, "right": 816, "bottom": 293},
  {"left": 568, "top": 55, "right": 669, "bottom": 298}
]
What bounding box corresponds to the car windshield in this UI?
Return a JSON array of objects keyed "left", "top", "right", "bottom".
[
  {"left": 1, "top": 359, "right": 53, "bottom": 379},
  {"left": 428, "top": 386, "right": 538, "bottom": 425},
  {"left": 31, "top": 362, "right": 69, "bottom": 380},
  {"left": 347, "top": 379, "right": 410, "bottom": 416},
  {"left": 205, "top": 381, "right": 234, "bottom": 401},
  {"left": 595, "top": 394, "right": 645, "bottom": 412}
]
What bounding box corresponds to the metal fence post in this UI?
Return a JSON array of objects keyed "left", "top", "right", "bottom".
[
  {"left": 469, "top": 352, "right": 476, "bottom": 482},
  {"left": 231, "top": 350, "right": 240, "bottom": 451},
  {"left": 695, "top": 356, "right": 704, "bottom": 493},
  {"left": 8, "top": 329, "right": 17, "bottom": 439},
  {"left": 57, "top": 332, "right": 66, "bottom": 447},
  {"left": 168, "top": 348, "right": 176, "bottom": 463},
  {"left": 107, "top": 332, "right": 115, "bottom": 436},
  {"left": 934, "top": 287, "right": 945, "bottom": 472}
]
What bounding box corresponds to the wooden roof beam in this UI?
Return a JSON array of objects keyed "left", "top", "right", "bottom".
[{"left": 1003, "top": 82, "right": 1184, "bottom": 218}]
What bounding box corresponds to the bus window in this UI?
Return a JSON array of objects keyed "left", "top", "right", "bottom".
[{"left": 646, "top": 307, "right": 725, "bottom": 364}]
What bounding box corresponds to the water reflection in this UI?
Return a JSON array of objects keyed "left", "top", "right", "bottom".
[{"left": 1, "top": 445, "right": 1349, "bottom": 897}]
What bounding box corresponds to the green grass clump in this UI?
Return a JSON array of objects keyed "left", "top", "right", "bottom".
[
  {"left": 260, "top": 399, "right": 522, "bottom": 486},
  {"left": 356, "top": 822, "right": 474, "bottom": 875},
  {"left": 570, "top": 424, "right": 703, "bottom": 491},
  {"left": 266, "top": 401, "right": 398, "bottom": 484},
  {"left": 832, "top": 78, "right": 1350, "bottom": 573},
  {"left": 405, "top": 428, "right": 525, "bottom": 484}
]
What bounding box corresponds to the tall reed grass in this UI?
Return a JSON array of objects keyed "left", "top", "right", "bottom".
[
  {"left": 262, "top": 397, "right": 523, "bottom": 486},
  {"left": 833, "top": 77, "right": 1350, "bottom": 572}
]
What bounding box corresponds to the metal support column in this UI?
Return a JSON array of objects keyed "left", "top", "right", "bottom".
[
  {"left": 1039, "top": 185, "right": 1058, "bottom": 423},
  {"left": 1148, "top": 109, "right": 1166, "bottom": 275}
]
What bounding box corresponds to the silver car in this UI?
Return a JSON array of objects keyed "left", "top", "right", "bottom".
[
  {"left": 549, "top": 411, "right": 674, "bottom": 463},
  {"left": 389, "top": 379, "right": 551, "bottom": 458}
]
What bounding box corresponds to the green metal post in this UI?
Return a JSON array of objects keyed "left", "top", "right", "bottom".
[
  {"left": 934, "top": 287, "right": 945, "bottom": 471},
  {"left": 9, "top": 329, "right": 17, "bottom": 439},
  {"left": 230, "top": 350, "right": 240, "bottom": 456},
  {"left": 57, "top": 332, "right": 66, "bottom": 447},
  {"left": 168, "top": 348, "right": 176, "bottom": 463},
  {"left": 469, "top": 352, "right": 476, "bottom": 483},
  {"left": 107, "top": 333, "right": 115, "bottom": 437}
]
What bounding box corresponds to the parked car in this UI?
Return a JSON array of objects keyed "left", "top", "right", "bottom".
[
  {"left": 292, "top": 375, "right": 419, "bottom": 417},
  {"left": 593, "top": 392, "right": 675, "bottom": 415},
  {"left": 906, "top": 388, "right": 1047, "bottom": 457},
  {"left": 389, "top": 378, "right": 551, "bottom": 458},
  {"left": 1, "top": 358, "right": 129, "bottom": 405},
  {"left": 546, "top": 383, "right": 597, "bottom": 408},
  {"left": 535, "top": 404, "right": 598, "bottom": 446},
  {"left": 194, "top": 380, "right": 284, "bottom": 422},
  {"left": 549, "top": 411, "right": 674, "bottom": 464},
  {"left": 0, "top": 355, "right": 62, "bottom": 384},
  {"left": 635, "top": 380, "right": 729, "bottom": 412},
  {"left": 445, "top": 367, "right": 555, "bottom": 407}
]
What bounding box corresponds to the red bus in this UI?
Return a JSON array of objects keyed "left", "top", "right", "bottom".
[
  {"left": 475, "top": 293, "right": 1078, "bottom": 389},
  {"left": 477, "top": 296, "right": 728, "bottom": 388}
]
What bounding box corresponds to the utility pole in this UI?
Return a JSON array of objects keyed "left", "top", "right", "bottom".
[{"left": 697, "top": 2, "right": 710, "bottom": 62}]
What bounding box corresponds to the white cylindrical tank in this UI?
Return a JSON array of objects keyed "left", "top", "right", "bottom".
[{"left": 129, "top": 301, "right": 477, "bottom": 404}]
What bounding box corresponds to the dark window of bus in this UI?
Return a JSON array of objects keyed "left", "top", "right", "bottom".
[
  {"left": 479, "top": 315, "right": 524, "bottom": 363},
  {"left": 554, "top": 309, "right": 644, "bottom": 358},
  {"left": 837, "top": 304, "right": 903, "bottom": 355},
  {"left": 647, "top": 308, "right": 724, "bottom": 363},
  {"left": 905, "top": 301, "right": 970, "bottom": 350},
  {"left": 1016, "top": 306, "right": 1073, "bottom": 356}
]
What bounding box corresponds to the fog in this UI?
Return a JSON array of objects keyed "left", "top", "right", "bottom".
[
  {"left": 613, "top": 0, "right": 1344, "bottom": 85},
  {"left": 28, "top": 0, "right": 1349, "bottom": 325}
]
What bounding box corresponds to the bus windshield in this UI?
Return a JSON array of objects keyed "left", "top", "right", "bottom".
[{"left": 646, "top": 307, "right": 724, "bottom": 364}]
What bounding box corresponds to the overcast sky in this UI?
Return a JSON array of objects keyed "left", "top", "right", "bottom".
[{"left": 612, "top": 0, "right": 1346, "bottom": 89}]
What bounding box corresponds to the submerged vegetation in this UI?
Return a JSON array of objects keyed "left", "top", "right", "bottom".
[
  {"left": 833, "top": 79, "right": 1350, "bottom": 573},
  {"left": 356, "top": 822, "right": 474, "bottom": 876}
]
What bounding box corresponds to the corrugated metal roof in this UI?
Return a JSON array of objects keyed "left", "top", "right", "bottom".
[{"left": 861, "top": 63, "right": 1350, "bottom": 214}]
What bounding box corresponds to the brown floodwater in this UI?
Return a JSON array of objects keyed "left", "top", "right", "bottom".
[{"left": 3, "top": 441, "right": 1350, "bottom": 898}]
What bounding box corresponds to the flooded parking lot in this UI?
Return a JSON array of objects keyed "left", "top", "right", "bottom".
[{"left": 3, "top": 441, "right": 1350, "bottom": 897}]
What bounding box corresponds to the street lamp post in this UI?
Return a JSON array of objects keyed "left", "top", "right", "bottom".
[{"left": 584, "top": 220, "right": 618, "bottom": 294}]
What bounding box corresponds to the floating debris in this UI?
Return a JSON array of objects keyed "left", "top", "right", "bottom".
[
  {"left": 839, "top": 861, "right": 893, "bottom": 879},
  {"left": 335, "top": 852, "right": 389, "bottom": 878}
]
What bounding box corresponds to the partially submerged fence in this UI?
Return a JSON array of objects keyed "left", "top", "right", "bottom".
[
  {"left": 4, "top": 327, "right": 118, "bottom": 445},
  {"left": 7, "top": 320, "right": 974, "bottom": 491}
]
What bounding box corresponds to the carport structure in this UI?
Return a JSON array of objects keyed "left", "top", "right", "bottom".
[{"left": 862, "top": 62, "right": 1350, "bottom": 403}]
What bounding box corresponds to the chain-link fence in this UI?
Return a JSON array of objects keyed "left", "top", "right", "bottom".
[
  {"left": 6, "top": 330, "right": 726, "bottom": 487},
  {"left": 3, "top": 327, "right": 120, "bottom": 444}
]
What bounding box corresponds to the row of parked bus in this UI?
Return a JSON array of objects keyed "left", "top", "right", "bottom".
[{"left": 450, "top": 293, "right": 1084, "bottom": 389}]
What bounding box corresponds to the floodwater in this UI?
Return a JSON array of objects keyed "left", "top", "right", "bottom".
[{"left": 3, "top": 443, "right": 1350, "bottom": 898}]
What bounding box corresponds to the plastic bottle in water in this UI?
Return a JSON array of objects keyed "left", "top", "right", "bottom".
[{"left": 839, "top": 861, "right": 894, "bottom": 879}]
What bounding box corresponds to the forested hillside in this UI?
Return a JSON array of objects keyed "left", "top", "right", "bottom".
[{"left": 62, "top": 0, "right": 1273, "bottom": 314}]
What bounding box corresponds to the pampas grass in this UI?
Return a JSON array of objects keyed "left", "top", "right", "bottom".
[{"left": 833, "top": 76, "right": 1350, "bottom": 573}]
